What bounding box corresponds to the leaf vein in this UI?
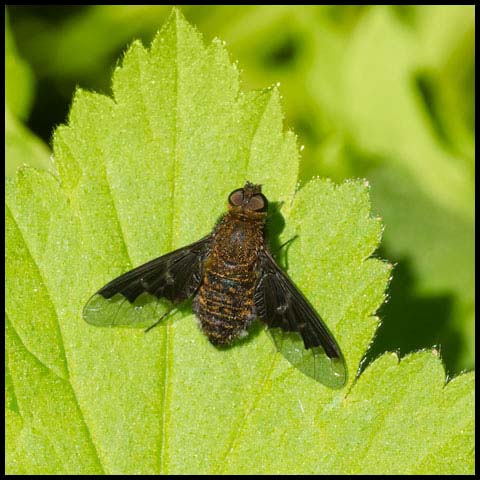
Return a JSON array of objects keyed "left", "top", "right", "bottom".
[
  {"left": 354, "top": 359, "right": 433, "bottom": 472},
  {"left": 215, "top": 350, "right": 279, "bottom": 474},
  {"left": 5, "top": 314, "right": 105, "bottom": 474}
]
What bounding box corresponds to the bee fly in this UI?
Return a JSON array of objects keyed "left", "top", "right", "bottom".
[{"left": 83, "top": 182, "right": 346, "bottom": 387}]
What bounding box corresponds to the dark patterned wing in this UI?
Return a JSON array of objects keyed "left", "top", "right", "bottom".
[
  {"left": 255, "top": 248, "right": 346, "bottom": 388},
  {"left": 83, "top": 236, "right": 212, "bottom": 328}
]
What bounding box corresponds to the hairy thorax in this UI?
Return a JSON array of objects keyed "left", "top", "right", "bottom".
[{"left": 193, "top": 211, "right": 266, "bottom": 345}]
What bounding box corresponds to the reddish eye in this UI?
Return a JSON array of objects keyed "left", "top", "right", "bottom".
[
  {"left": 228, "top": 189, "right": 244, "bottom": 206},
  {"left": 248, "top": 194, "right": 268, "bottom": 212}
]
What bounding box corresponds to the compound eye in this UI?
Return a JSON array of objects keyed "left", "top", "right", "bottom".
[
  {"left": 248, "top": 194, "right": 268, "bottom": 212},
  {"left": 228, "top": 188, "right": 244, "bottom": 206}
]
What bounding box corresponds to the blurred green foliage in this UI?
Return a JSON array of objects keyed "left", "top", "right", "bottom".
[
  {"left": 6, "top": 5, "right": 474, "bottom": 376},
  {"left": 5, "top": 8, "right": 52, "bottom": 175}
]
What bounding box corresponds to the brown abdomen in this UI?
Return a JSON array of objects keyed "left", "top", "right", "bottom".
[
  {"left": 193, "top": 214, "right": 263, "bottom": 345},
  {"left": 194, "top": 258, "right": 257, "bottom": 345}
]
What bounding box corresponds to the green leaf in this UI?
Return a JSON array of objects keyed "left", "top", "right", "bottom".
[
  {"left": 342, "top": 6, "right": 474, "bottom": 218},
  {"left": 5, "top": 7, "right": 35, "bottom": 120},
  {"left": 297, "top": 5, "right": 474, "bottom": 374},
  {"left": 5, "top": 10, "right": 474, "bottom": 474},
  {"left": 340, "top": 6, "right": 474, "bottom": 372},
  {"left": 366, "top": 164, "right": 475, "bottom": 371},
  {"left": 5, "top": 7, "right": 52, "bottom": 177},
  {"left": 5, "top": 106, "right": 52, "bottom": 177}
]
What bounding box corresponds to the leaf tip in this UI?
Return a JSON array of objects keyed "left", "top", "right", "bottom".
[{"left": 167, "top": 5, "right": 190, "bottom": 30}]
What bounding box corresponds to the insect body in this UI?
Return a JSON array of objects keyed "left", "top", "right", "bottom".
[
  {"left": 195, "top": 188, "right": 266, "bottom": 344},
  {"left": 83, "top": 182, "right": 346, "bottom": 387}
]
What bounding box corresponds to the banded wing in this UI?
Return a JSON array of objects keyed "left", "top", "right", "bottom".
[
  {"left": 255, "top": 248, "right": 346, "bottom": 388},
  {"left": 83, "top": 236, "right": 212, "bottom": 328}
]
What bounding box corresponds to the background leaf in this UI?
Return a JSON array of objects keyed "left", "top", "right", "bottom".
[
  {"left": 5, "top": 8, "right": 474, "bottom": 475},
  {"left": 5, "top": 7, "right": 52, "bottom": 176},
  {"left": 7, "top": 5, "right": 474, "bottom": 376},
  {"left": 5, "top": 8, "right": 34, "bottom": 120}
]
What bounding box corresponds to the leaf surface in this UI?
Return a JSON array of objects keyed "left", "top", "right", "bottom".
[{"left": 5, "top": 10, "right": 474, "bottom": 475}]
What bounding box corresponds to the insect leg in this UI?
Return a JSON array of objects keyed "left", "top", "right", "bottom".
[
  {"left": 272, "top": 235, "right": 298, "bottom": 270},
  {"left": 275, "top": 234, "right": 298, "bottom": 253},
  {"left": 144, "top": 307, "right": 179, "bottom": 333}
]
